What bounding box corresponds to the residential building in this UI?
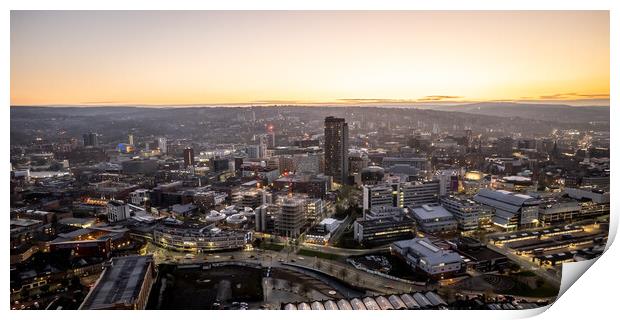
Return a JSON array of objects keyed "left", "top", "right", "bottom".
[{"left": 324, "top": 116, "right": 349, "bottom": 184}]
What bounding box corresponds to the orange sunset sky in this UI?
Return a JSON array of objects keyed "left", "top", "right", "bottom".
[{"left": 10, "top": 11, "right": 610, "bottom": 106}]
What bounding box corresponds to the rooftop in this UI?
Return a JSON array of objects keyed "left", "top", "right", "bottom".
[
  {"left": 283, "top": 292, "right": 447, "bottom": 310},
  {"left": 442, "top": 195, "right": 478, "bottom": 206},
  {"left": 473, "top": 189, "right": 540, "bottom": 214},
  {"left": 410, "top": 204, "right": 454, "bottom": 221},
  {"left": 80, "top": 255, "right": 154, "bottom": 310},
  {"left": 475, "top": 189, "right": 537, "bottom": 206},
  {"left": 10, "top": 218, "right": 42, "bottom": 228},
  {"left": 393, "top": 237, "right": 462, "bottom": 266},
  {"left": 319, "top": 218, "right": 340, "bottom": 225}
]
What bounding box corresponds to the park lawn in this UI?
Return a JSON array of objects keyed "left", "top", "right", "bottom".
[
  {"left": 513, "top": 270, "right": 537, "bottom": 277},
  {"left": 259, "top": 242, "right": 285, "bottom": 251},
  {"left": 297, "top": 248, "right": 341, "bottom": 261},
  {"left": 504, "top": 281, "right": 560, "bottom": 298}
]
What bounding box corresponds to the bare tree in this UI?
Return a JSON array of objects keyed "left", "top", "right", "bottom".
[{"left": 327, "top": 263, "right": 335, "bottom": 274}]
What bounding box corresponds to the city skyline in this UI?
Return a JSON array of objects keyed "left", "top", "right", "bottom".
[
  {"left": 10, "top": 105, "right": 610, "bottom": 310},
  {"left": 11, "top": 11, "right": 610, "bottom": 106}
]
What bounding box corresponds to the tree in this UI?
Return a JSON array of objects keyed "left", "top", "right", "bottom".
[
  {"left": 327, "top": 263, "right": 335, "bottom": 274},
  {"left": 354, "top": 272, "right": 361, "bottom": 284},
  {"left": 315, "top": 259, "right": 323, "bottom": 270},
  {"left": 535, "top": 278, "right": 545, "bottom": 288},
  {"left": 300, "top": 285, "right": 311, "bottom": 298},
  {"left": 254, "top": 238, "right": 263, "bottom": 248}
]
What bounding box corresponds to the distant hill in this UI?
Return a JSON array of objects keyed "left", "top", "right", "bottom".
[{"left": 427, "top": 102, "right": 609, "bottom": 123}]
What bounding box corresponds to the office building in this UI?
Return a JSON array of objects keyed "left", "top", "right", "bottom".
[
  {"left": 305, "top": 198, "right": 325, "bottom": 223},
  {"left": 236, "top": 189, "right": 266, "bottom": 209},
  {"left": 496, "top": 137, "right": 514, "bottom": 157},
  {"left": 348, "top": 150, "right": 369, "bottom": 176},
  {"left": 409, "top": 204, "right": 458, "bottom": 233},
  {"left": 362, "top": 184, "right": 396, "bottom": 211},
  {"left": 107, "top": 200, "right": 130, "bottom": 222},
  {"left": 246, "top": 145, "right": 260, "bottom": 159},
  {"left": 353, "top": 208, "right": 416, "bottom": 246},
  {"left": 434, "top": 169, "right": 459, "bottom": 196},
  {"left": 363, "top": 206, "right": 404, "bottom": 220},
  {"left": 272, "top": 174, "right": 331, "bottom": 199},
  {"left": 391, "top": 238, "right": 463, "bottom": 278},
  {"left": 82, "top": 132, "right": 99, "bottom": 147},
  {"left": 361, "top": 166, "right": 385, "bottom": 185},
  {"left": 157, "top": 137, "right": 167, "bottom": 154},
  {"left": 453, "top": 237, "right": 509, "bottom": 272},
  {"left": 153, "top": 224, "right": 250, "bottom": 252},
  {"left": 255, "top": 204, "right": 278, "bottom": 233},
  {"left": 399, "top": 181, "right": 441, "bottom": 207},
  {"left": 241, "top": 163, "right": 279, "bottom": 183},
  {"left": 564, "top": 187, "right": 610, "bottom": 220},
  {"left": 305, "top": 217, "right": 342, "bottom": 244},
  {"left": 564, "top": 187, "right": 610, "bottom": 204},
  {"left": 49, "top": 226, "right": 129, "bottom": 258},
  {"left": 212, "top": 158, "right": 230, "bottom": 172},
  {"left": 129, "top": 189, "right": 150, "bottom": 206},
  {"left": 257, "top": 134, "right": 270, "bottom": 158},
  {"left": 324, "top": 116, "right": 349, "bottom": 184},
  {"left": 254, "top": 205, "right": 269, "bottom": 232},
  {"left": 441, "top": 195, "right": 481, "bottom": 231},
  {"left": 473, "top": 189, "right": 541, "bottom": 230},
  {"left": 275, "top": 197, "right": 306, "bottom": 238},
  {"left": 293, "top": 153, "right": 321, "bottom": 174},
  {"left": 122, "top": 159, "right": 158, "bottom": 175},
  {"left": 183, "top": 147, "right": 195, "bottom": 167},
  {"left": 363, "top": 180, "right": 441, "bottom": 212},
  {"left": 382, "top": 157, "right": 428, "bottom": 171},
  {"left": 538, "top": 200, "right": 581, "bottom": 225}
]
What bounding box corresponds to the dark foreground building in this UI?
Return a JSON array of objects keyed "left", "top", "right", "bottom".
[{"left": 79, "top": 255, "right": 155, "bottom": 310}]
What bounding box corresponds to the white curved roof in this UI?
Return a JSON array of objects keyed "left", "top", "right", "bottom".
[
  {"left": 226, "top": 213, "right": 248, "bottom": 224},
  {"left": 205, "top": 211, "right": 226, "bottom": 222}
]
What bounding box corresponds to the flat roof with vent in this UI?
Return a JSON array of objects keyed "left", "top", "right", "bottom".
[
  {"left": 392, "top": 237, "right": 463, "bottom": 266},
  {"left": 410, "top": 204, "right": 454, "bottom": 221},
  {"left": 79, "top": 255, "right": 153, "bottom": 310}
]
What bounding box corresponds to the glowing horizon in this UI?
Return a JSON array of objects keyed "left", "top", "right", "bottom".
[{"left": 10, "top": 11, "right": 610, "bottom": 106}]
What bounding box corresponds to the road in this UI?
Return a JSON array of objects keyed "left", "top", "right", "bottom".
[
  {"left": 484, "top": 222, "right": 608, "bottom": 288},
  {"left": 486, "top": 243, "right": 561, "bottom": 287},
  {"left": 45, "top": 296, "right": 60, "bottom": 310},
  {"left": 299, "top": 242, "right": 390, "bottom": 256}
]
